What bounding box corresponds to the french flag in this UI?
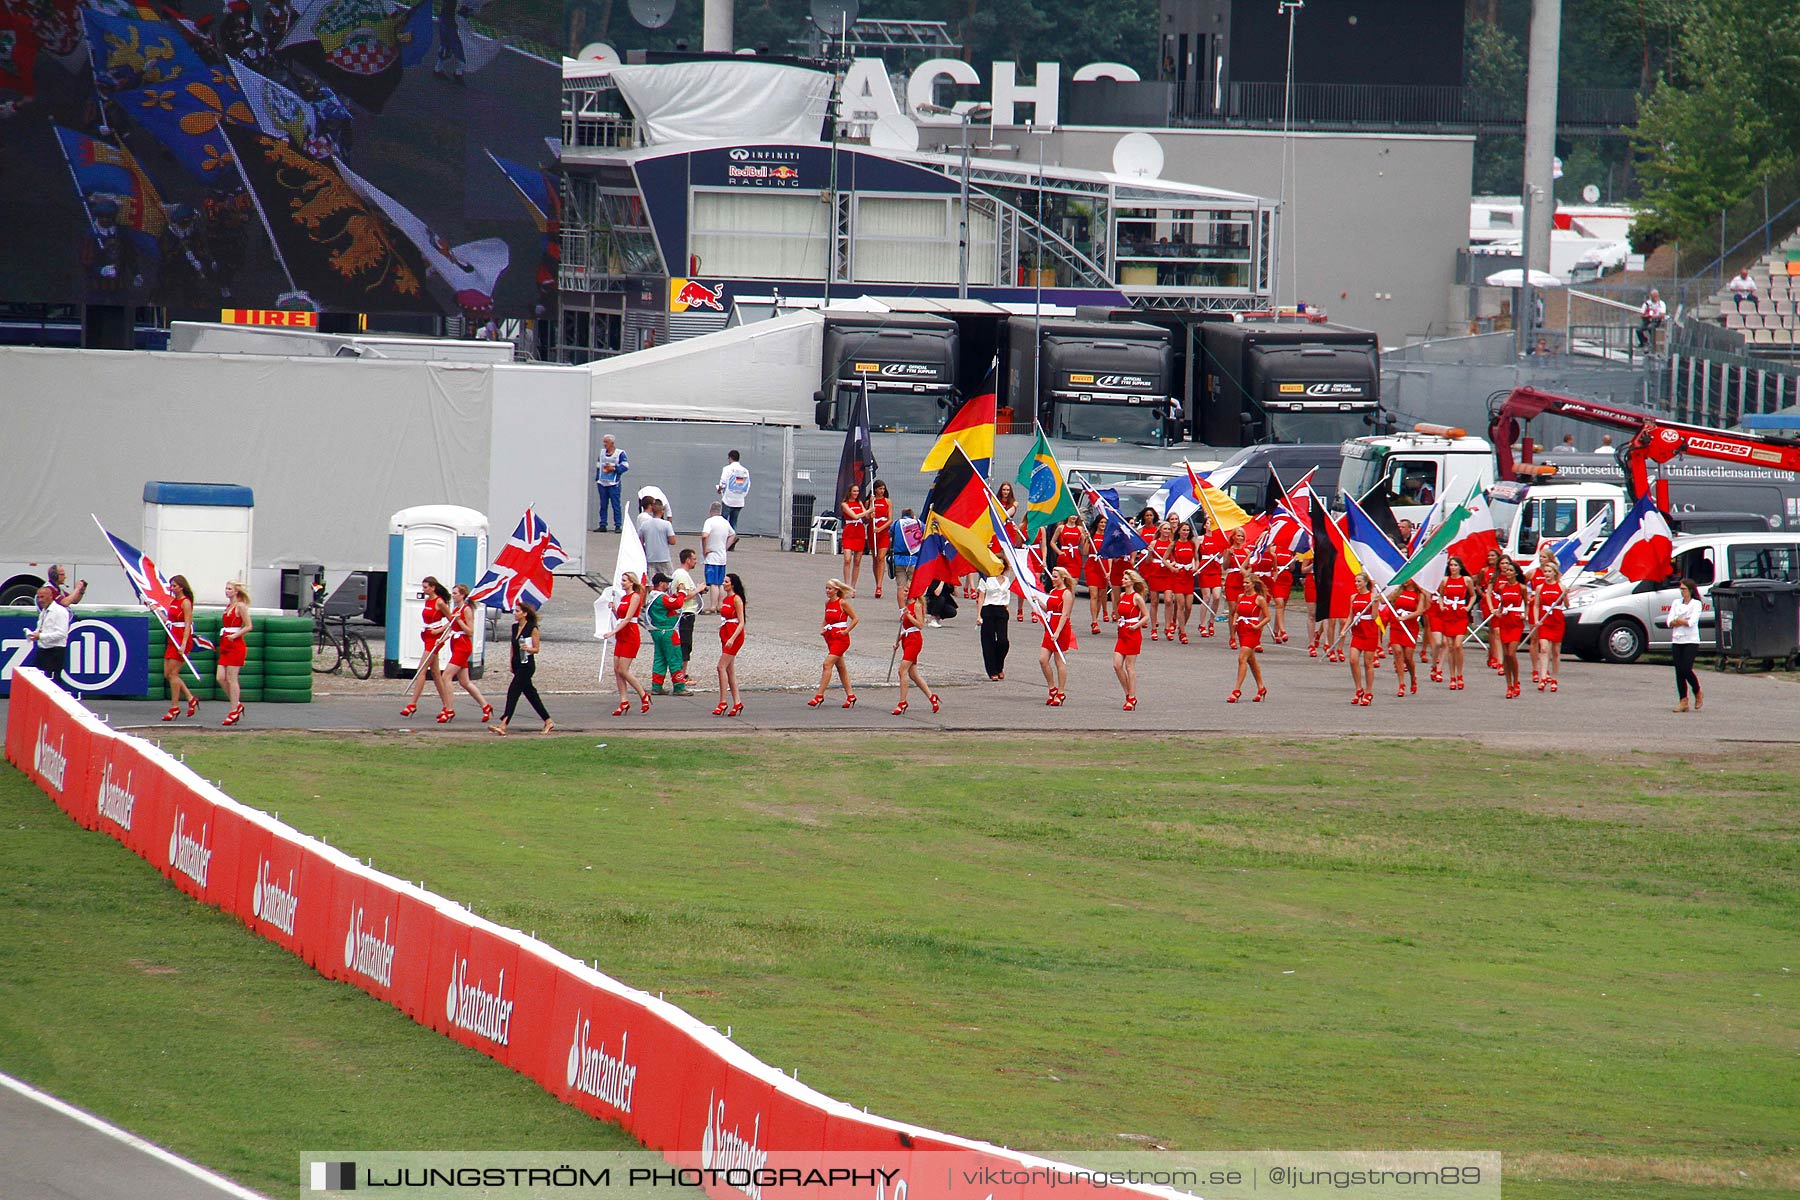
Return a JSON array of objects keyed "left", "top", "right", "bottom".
[{"left": 1583, "top": 495, "right": 1674, "bottom": 582}]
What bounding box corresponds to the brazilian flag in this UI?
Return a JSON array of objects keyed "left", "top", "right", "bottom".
[{"left": 1014, "top": 428, "right": 1077, "bottom": 537}]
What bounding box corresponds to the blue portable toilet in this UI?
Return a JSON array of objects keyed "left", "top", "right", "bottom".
[{"left": 385, "top": 505, "right": 488, "bottom": 678}]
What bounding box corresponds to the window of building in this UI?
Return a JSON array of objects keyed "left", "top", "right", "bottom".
[
  {"left": 851, "top": 195, "right": 995, "bottom": 285},
  {"left": 690, "top": 190, "right": 829, "bottom": 280}
]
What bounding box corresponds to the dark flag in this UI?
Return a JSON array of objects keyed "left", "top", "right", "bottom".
[
  {"left": 1310, "top": 490, "right": 1337, "bottom": 623},
  {"left": 275, "top": 0, "right": 430, "bottom": 113},
  {"left": 224, "top": 123, "right": 439, "bottom": 313},
  {"left": 835, "top": 376, "right": 877, "bottom": 516},
  {"left": 1356, "top": 485, "right": 1405, "bottom": 546}
]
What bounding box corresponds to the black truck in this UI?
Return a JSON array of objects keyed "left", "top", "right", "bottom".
[
  {"left": 1006, "top": 317, "right": 1179, "bottom": 446},
  {"left": 1194, "top": 321, "right": 1382, "bottom": 445},
  {"left": 816, "top": 313, "right": 961, "bottom": 433}
]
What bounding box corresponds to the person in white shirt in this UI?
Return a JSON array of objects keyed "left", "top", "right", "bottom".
[
  {"left": 1594, "top": 433, "right": 1615, "bottom": 453},
  {"left": 699, "top": 502, "right": 737, "bottom": 613},
  {"left": 1727, "top": 268, "right": 1758, "bottom": 307},
  {"left": 716, "top": 450, "right": 751, "bottom": 529},
  {"left": 1667, "top": 577, "right": 1704, "bottom": 713},
  {"left": 27, "top": 585, "right": 72, "bottom": 691},
  {"left": 673, "top": 549, "right": 702, "bottom": 674},
  {"left": 1637, "top": 289, "right": 1667, "bottom": 348},
  {"left": 978, "top": 570, "right": 1014, "bottom": 680}
]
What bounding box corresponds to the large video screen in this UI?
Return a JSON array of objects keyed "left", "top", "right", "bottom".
[{"left": 0, "top": 0, "right": 559, "bottom": 317}]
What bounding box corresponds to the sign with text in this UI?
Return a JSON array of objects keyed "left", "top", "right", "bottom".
[{"left": 0, "top": 613, "right": 149, "bottom": 696}]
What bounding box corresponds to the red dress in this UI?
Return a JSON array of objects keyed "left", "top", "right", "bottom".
[
  {"left": 1234, "top": 595, "right": 1264, "bottom": 649},
  {"left": 1493, "top": 581, "right": 1527, "bottom": 645},
  {"left": 1223, "top": 548, "right": 1247, "bottom": 603},
  {"left": 218, "top": 605, "right": 247, "bottom": 668},
  {"left": 718, "top": 595, "right": 744, "bottom": 654},
  {"left": 1040, "top": 588, "right": 1077, "bottom": 651},
  {"left": 1302, "top": 569, "right": 1317, "bottom": 605},
  {"left": 1388, "top": 589, "right": 1423, "bottom": 649},
  {"left": 421, "top": 596, "right": 449, "bottom": 663},
  {"left": 449, "top": 610, "right": 473, "bottom": 669},
  {"left": 164, "top": 602, "right": 192, "bottom": 661},
  {"left": 1198, "top": 531, "right": 1226, "bottom": 589},
  {"left": 872, "top": 496, "right": 892, "bottom": 554},
  {"left": 1437, "top": 577, "right": 1472, "bottom": 636},
  {"left": 1270, "top": 557, "right": 1294, "bottom": 600},
  {"left": 1114, "top": 593, "right": 1144, "bottom": 655},
  {"left": 823, "top": 597, "right": 851, "bottom": 656},
  {"left": 1083, "top": 538, "right": 1110, "bottom": 588},
  {"left": 841, "top": 501, "right": 868, "bottom": 554},
  {"left": 1148, "top": 537, "right": 1173, "bottom": 593},
  {"left": 1170, "top": 541, "right": 1197, "bottom": 595},
  {"left": 1349, "top": 591, "right": 1381, "bottom": 652},
  {"left": 1056, "top": 523, "right": 1084, "bottom": 578},
  {"left": 612, "top": 594, "right": 641, "bottom": 658},
  {"left": 899, "top": 605, "right": 923, "bottom": 663},
  {"left": 1534, "top": 579, "right": 1566, "bottom": 643},
  {"left": 1475, "top": 567, "right": 1498, "bottom": 617}
]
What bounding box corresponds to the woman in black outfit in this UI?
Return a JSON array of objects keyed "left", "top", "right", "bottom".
[{"left": 492, "top": 605, "right": 554, "bottom": 735}]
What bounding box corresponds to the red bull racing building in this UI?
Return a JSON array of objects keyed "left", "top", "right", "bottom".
[{"left": 556, "top": 56, "right": 1279, "bottom": 364}]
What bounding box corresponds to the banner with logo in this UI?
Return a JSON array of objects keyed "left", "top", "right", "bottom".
[
  {"left": 506, "top": 941, "right": 570, "bottom": 1087},
  {"left": 158, "top": 768, "right": 224, "bottom": 903},
  {"left": 233, "top": 823, "right": 322, "bottom": 957},
  {"left": 95, "top": 732, "right": 163, "bottom": 858},
  {"left": 427, "top": 912, "right": 522, "bottom": 1055},
  {"left": 0, "top": 613, "right": 150, "bottom": 697}
]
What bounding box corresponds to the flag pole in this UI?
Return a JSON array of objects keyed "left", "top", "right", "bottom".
[{"left": 91, "top": 515, "right": 205, "bottom": 683}]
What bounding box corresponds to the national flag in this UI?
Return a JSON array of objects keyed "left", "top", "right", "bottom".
[
  {"left": 1408, "top": 498, "right": 1440, "bottom": 553},
  {"left": 1309, "top": 493, "right": 1338, "bottom": 622},
  {"left": 1388, "top": 488, "right": 1479, "bottom": 594},
  {"left": 835, "top": 376, "right": 877, "bottom": 519},
  {"left": 1190, "top": 462, "right": 1253, "bottom": 532},
  {"left": 334, "top": 156, "right": 510, "bottom": 315},
  {"left": 1548, "top": 509, "right": 1610, "bottom": 582},
  {"left": 396, "top": 0, "right": 433, "bottom": 66},
  {"left": 1013, "top": 427, "right": 1076, "bottom": 537},
  {"left": 1342, "top": 493, "right": 1406, "bottom": 587},
  {"left": 920, "top": 446, "right": 1003, "bottom": 577},
  {"left": 1441, "top": 489, "right": 1503, "bottom": 577},
  {"left": 1355, "top": 487, "right": 1405, "bottom": 548},
  {"left": 92, "top": 517, "right": 213, "bottom": 677},
  {"left": 84, "top": 9, "right": 253, "bottom": 184},
  {"left": 224, "top": 123, "right": 437, "bottom": 313},
  {"left": 231, "top": 57, "right": 325, "bottom": 155},
  {"left": 277, "top": 0, "right": 422, "bottom": 113},
  {"left": 987, "top": 493, "right": 1050, "bottom": 607},
  {"left": 52, "top": 125, "right": 166, "bottom": 261},
  {"left": 921, "top": 360, "right": 996, "bottom": 475},
  {"left": 0, "top": 6, "right": 40, "bottom": 99},
  {"left": 488, "top": 151, "right": 559, "bottom": 231},
  {"left": 1314, "top": 507, "right": 1363, "bottom": 619},
  {"left": 1084, "top": 487, "right": 1148, "bottom": 559},
  {"left": 1583, "top": 495, "right": 1673, "bottom": 583},
  {"left": 468, "top": 508, "right": 566, "bottom": 612},
  {"left": 595, "top": 517, "right": 648, "bottom": 640}
]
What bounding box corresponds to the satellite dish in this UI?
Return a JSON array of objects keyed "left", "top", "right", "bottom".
[
  {"left": 577, "top": 41, "right": 620, "bottom": 64},
  {"left": 809, "top": 0, "right": 859, "bottom": 36},
  {"left": 628, "top": 0, "right": 676, "bottom": 29},
  {"left": 1582, "top": 183, "right": 1601, "bottom": 204},
  {"left": 869, "top": 113, "right": 920, "bottom": 152},
  {"left": 1112, "top": 132, "right": 1164, "bottom": 180}
]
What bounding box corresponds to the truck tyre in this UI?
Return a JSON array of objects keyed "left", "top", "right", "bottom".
[
  {"left": 1599, "top": 617, "right": 1646, "bottom": 664},
  {"left": 0, "top": 579, "right": 43, "bottom": 607}
]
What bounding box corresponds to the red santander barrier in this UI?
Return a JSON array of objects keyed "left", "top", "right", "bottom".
[{"left": 3, "top": 668, "right": 1172, "bottom": 1200}]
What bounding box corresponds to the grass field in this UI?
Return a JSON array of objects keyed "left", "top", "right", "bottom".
[{"left": 3, "top": 732, "right": 1797, "bottom": 1199}]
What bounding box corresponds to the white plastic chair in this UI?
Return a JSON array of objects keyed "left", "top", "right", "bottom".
[{"left": 809, "top": 514, "right": 841, "bottom": 555}]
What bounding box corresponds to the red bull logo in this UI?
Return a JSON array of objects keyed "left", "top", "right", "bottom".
[
  {"left": 770, "top": 166, "right": 800, "bottom": 180},
  {"left": 670, "top": 278, "right": 725, "bottom": 313}
]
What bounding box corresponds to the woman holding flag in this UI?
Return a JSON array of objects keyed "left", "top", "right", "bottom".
[
  {"left": 1084, "top": 513, "right": 1113, "bottom": 635},
  {"left": 1530, "top": 568, "right": 1566, "bottom": 692},
  {"left": 447, "top": 583, "right": 493, "bottom": 722},
  {"left": 1476, "top": 548, "right": 1505, "bottom": 673},
  {"left": 870, "top": 480, "right": 893, "bottom": 600},
  {"left": 161, "top": 574, "right": 200, "bottom": 721},
  {"left": 605, "top": 572, "right": 651, "bottom": 716},
  {"left": 839, "top": 484, "right": 870, "bottom": 596},
  {"left": 400, "top": 576, "right": 456, "bottom": 722},
  {"left": 1435, "top": 556, "right": 1474, "bottom": 690},
  {"left": 1528, "top": 541, "right": 1562, "bottom": 688},
  {"left": 1389, "top": 578, "right": 1427, "bottom": 697},
  {"left": 1223, "top": 527, "right": 1250, "bottom": 649},
  {"left": 1490, "top": 558, "right": 1528, "bottom": 698},
  {"left": 810, "top": 579, "right": 859, "bottom": 709},
  {"left": 1039, "top": 566, "right": 1076, "bottom": 705},
  {"left": 1198, "top": 519, "right": 1226, "bottom": 638},
  {"left": 893, "top": 591, "right": 940, "bottom": 715},
  {"left": 1347, "top": 572, "right": 1381, "bottom": 705},
  {"left": 1112, "top": 570, "right": 1148, "bottom": 710},
  {"left": 217, "top": 581, "right": 252, "bottom": 727},
  {"left": 1169, "top": 522, "right": 1198, "bottom": 644},
  {"left": 1228, "top": 576, "right": 1271, "bottom": 702}
]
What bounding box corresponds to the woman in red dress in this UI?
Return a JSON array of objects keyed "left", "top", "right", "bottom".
[
  {"left": 1112, "top": 569, "right": 1148, "bottom": 710},
  {"left": 893, "top": 592, "right": 940, "bottom": 716},
  {"left": 1347, "top": 572, "right": 1381, "bottom": 705},
  {"left": 401, "top": 576, "right": 456, "bottom": 721},
  {"left": 1169, "top": 522, "right": 1198, "bottom": 644},
  {"left": 1476, "top": 547, "right": 1504, "bottom": 672},
  {"left": 712, "top": 573, "right": 747, "bottom": 716},
  {"left": 1083, "top": 513, "right": 1113, "bottom": 635},
  {"left": 1222, "top": 528, "right": 1249, "bottom": 649},
  {"left": 216, "top": 580, "right": 252, "bottom": 727},
  {"left": 605, "top": 572, "right": 650, "bottom": 716},
  {"left": 1038, "top": 566, "right": 1077, "bottom": 705},
  {"left": 1423, "top": 580, "right": 1446, "bottom": 683},
  {"left": 839, "top": 484, "right": 869, "bottom": 596},
  {"left": 1528, "top": 542, "right": 1561, "bottom": 687},
  {"left": 1145, "top": 519, "right": 1175, "bottom": 640},
  {"left": 159, "top": 574, "right": 199, "bottom": 721},
  {"left": 1197, "top": 519, "right": 1227, "bottom": 638},
  {"left": 809, "top": 578, "right": 859, "bottom": 708},
  {"left": 1434, "top": 557, "right": 1473, "bottom": 689},
  {"left": 1300, "top": 558, "right": 1319, "bottom": 656},
  {"left": 870, "top": 480, "right": 893, "bottom": 600},
  {"left": 1268, "top": 547, "right": 1294, "bottom": 644},
  {"left": 1530, "top": 568, "right": 1566, "bottom": 693},
  {"left": 1228, "top": 577, "right": 1271, "bottom": 703},
  {"left": 1489, "top": 557, "right": 1527, "bottom": 698},
  {"left": 447, "top": 583, "right": 493, "bottom": 722},
  {"left": 1388, "top": 579, "right": 1426, "bottom": 697}
]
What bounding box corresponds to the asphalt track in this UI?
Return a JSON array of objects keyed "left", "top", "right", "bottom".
[{"left": 0, "top": 1073, "right": 272, "bottom": 1200}]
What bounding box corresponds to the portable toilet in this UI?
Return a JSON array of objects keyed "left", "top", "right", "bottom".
[
  {"left": 385, "top": 505, "right": 488, "bottom": 678},
  {"left": 142, "top": 483, "right": 254, "bottom": 595}
]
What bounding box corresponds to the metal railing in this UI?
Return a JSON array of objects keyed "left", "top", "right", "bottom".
[{"left": 1168, "top": 82, "right": 1638, "bottom": 132}]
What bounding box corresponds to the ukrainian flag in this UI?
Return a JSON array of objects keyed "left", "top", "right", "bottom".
[{"left": 1014, "top": 428, "right": 1076, "bottom": 537}]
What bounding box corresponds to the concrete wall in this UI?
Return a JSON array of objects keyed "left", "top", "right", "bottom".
[{"left": 930, "top": 126, "right": 1474, "bottom": 348}]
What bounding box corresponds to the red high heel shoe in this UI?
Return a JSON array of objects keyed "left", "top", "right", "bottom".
[
  {"left": 1309, "top": 643, "right": 1319, "bottom": 658},
  {"left": 1410, "top": 680, "right": 1418, "bottom": 694},
  {"left": 186, "top": 697, "right": 199, "bottom": 717},
  {"left": 1016, "top": 611, "right": 1024, "bottom": 622},
  {"left": 161, "top": 704, "right": 180, "bottom": 722},
  {"left": 400, "top": 703, "right": 417, "bottom": 717},
  {"left": 612, "top": 701, "right": 630, "bottom": 716},
  {"left": 1430, "top": 667, "right": 1443, "bottom": 683},
  {"left": 712, "top": 700, "right": 730, "bottom": 716},
  {"left": 1150, "top": 628, "right": 1159, "bottom": 641},
  {"left": 874, "top": 586, "right": 882, "bottom": 598},
  {"left": 641, "top": 694, "right": 652, "bottom": 713},
  {"left": 1253, "top": 687, "right": 1267, "bottom": 702},
  {"left": 892, "top": 700, "right": 909, "bottom": 715},
  {"left": 1226, "top": 689, "right": 1241, "bottom": 703},
  {"left": 1548, "top": 677, "right": 1558, "bottom": 692},
  {"left": 1166, "top": 623, "right": 1176, "bottom": 638},
  {"left": 1091, "top": 621, "right": 1101, "bottom": 635},
  {"left": 1536, "top": 678, "right": 1547, "bottom": 691},
  {"left": 728, "top": 702, "right": 743, "bottom": 716},
  {"left": 1122, "top": 695, "right": 1137, "bottom": 711},
  {"left": 807, "top": 693, "right": 825, "bottom": 707},
  {"left": 841, "top": 694, "right": 856, "bottom": 708},
  {"left": 928, "top": 693, "right": 940, "bottom": 713},
  {"left": 1350, "top": 691, "right": 1362, "bottom": 705},
  {"left": 1178, "top": 630, "right": 1189, "bottom": 644},
  {"left": 1358, "top": 692, "right": 1371, "bottom": 706},
  {"left": 436, "top": 708, "right": 455, "bottom": 723},
  {"left": 481, "top": 703, "right": 493, "bottom": 723},
  {"left": 222, "top": 705, "right": 244, "bottom": 727}
]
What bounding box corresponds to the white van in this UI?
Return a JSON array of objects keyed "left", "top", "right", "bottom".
[{"left": 1563, "top": 532, "right": 1800, "bottom": 662}]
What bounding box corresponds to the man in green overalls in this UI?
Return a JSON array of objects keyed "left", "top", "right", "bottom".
[{"left": 647, "top": 573, "right": 689, "bottom": 694}]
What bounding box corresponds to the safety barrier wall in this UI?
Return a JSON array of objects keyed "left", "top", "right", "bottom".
[{"left": 3, "top": 666, "right": 1158, "bottom": 1200}]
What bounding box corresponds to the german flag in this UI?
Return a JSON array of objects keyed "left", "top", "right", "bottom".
[
  {"left": 920, "top": 360, "right": 997, "bottom": 474},
  {"left": 921, "top": 446, "right": 1003, "bottom": 577}
]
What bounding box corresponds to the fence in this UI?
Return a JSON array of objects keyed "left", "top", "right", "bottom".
[
  {"left": 1666, "top": 323, "right": 1800, "bottom": 427},
  {"left": 1170, "top": 81, "right": 1637, "bottom": 132}
]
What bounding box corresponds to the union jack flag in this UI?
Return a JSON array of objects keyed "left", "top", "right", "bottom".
[
  {"left": 93, "top": 518, "right": 214, "bottom": 656},
  {"left": 469, "top": 508, "right": 568, "bottom": 611}
]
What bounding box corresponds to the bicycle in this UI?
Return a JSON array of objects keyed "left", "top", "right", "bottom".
[{"left": 309, "top": 582, "right": 374, "bottom": 679}]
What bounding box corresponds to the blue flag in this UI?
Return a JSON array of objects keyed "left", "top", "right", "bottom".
[
  {"left": 84, "top": 10, "right": 253, "bottom": 185},
  {"left": 1091, "top": 487, "right": 1149, "bottom": 559}
]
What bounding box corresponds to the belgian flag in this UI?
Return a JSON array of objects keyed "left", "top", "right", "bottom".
[{"left": 920, "top": 360, "right": 997, "bottom": 475}]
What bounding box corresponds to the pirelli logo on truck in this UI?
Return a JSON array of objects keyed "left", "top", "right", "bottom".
[
  {"left": 1278, "top": 381, "right": 1368, "bottom": 399},
  {"left": 221, "top": 308, "right": 320, "bottom": 327}
]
